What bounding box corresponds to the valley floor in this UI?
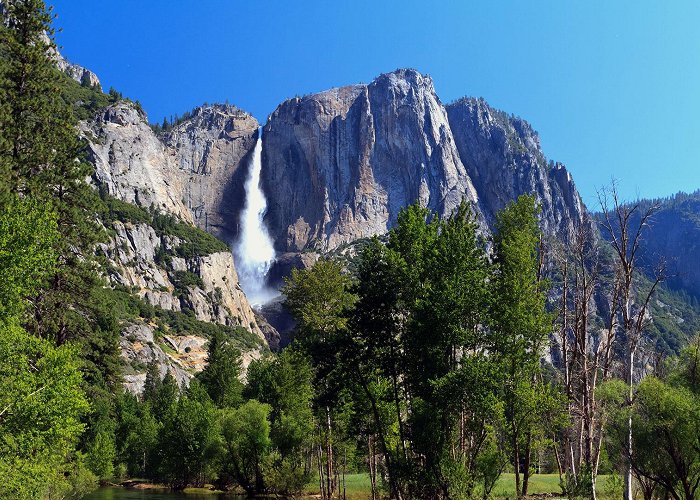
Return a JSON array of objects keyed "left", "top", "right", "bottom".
[
  {"left": 85, "top": 473, "right": 617, "bottom": 499},
  {"left": 303, "top": 473, "right": 616, "bottom": 499}
]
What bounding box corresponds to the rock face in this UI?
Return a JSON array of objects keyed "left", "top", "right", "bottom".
[
  {"left": 83, "top": 101, "right": 272, "bottom": 393},
  {"left": 82, "top": 67, "right": 592, "bottom": 366},
  {"left": 85, "top": 101, "right": 259, "bottom": 240},
  {"left": 446, "top": 98, "right": 585, "bottom": 238},
  {"left": 262, "top": 69, "right": 480, "bottom": 252},
  {"left": 120, "top": 323, "right": 192, "bottom": 394},
  {"left": 162, "top": 104, "right": 259, "bottom": 241},
  {"left": 55, "top": 53, "right": 101, "bottom": 88},
  {"left": 261, "top": 69, "right": 585, "bottom": 253},
  {"left": 98, "top": 220, "right": 266, "bottom": 340},
  {"left": 100, "top": 218, "right": 268, "bottom": 395},
  {"left": 644, "top": 194, "right": 700, "bottom": 299},
  {"left": 86, "top": 104, "right": 193, "bottom": 221},
  {"left": 598, "top": 192, "right": 700, "bottom": 300},
  {"left": 85, "top": 70, "right": 586, "bottom": 259}
]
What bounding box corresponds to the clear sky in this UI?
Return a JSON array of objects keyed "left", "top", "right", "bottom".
[{"left": 50, "top": 0, "right": 700, "bottom": 207}]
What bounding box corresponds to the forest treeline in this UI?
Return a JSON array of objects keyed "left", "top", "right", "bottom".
[{"left": 2, "top": 1, "right": 700, "bottom": 499}]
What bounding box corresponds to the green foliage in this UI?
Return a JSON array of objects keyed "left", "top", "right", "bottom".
[
  {"left": 0, "top": 322, "right": 90, "bottom": 498},
  {"left": 156, "top": 308, "right": 264, "bottom": 351},
  {"left": 631, "top": 377, "right": 700, "bottom": 499},
  {"left": 277, "top": 199, "right": 567, "bottom": 499},
  {"left": 55, "top": 69, "right": 110, "bottom": 120},
  {"left": 152, "top": 211, "right": 230, "bottom": 257},
  {"left": 491, "top": 195, "right": 551, "bottom": 365},
  {"left": 601, "top": 346, "right": 700, "bottom": 500},
  {"left": 149, "top": 372, "right": 179, "bottom": 423},
  {"left": 100, "top": 193, "right": 153, "bottom": 225},
  {"left": 283, "top": 258, "right": 357, "bottom": 348},
  {"left": 85, "top": 429, "right": 116, "bottom": 481},
  {"left": 0, "top": 0, "right": 120, "bottom": 391},
  {"left": 644, "top": 278, "right": 700, "bottom": 354},
  {"left": 100, "top": 191, "right": 230, "bottom": 259},
  {"left": 113, "top": 392, "right": 158, "bottom": 478},
  {"left": 149, "top": 107, "right": 197, "bottom": 135},
  {"left": 157, "top": 381, "right": 220, "bottom": 489},
  {"left": 0, "top": 195, "right": 58, "bottom": 323},
  {"left": 171, "top": 270, "right": 205, "bottom": 295},
  {"left": 94, "top": 285, "right": 156, "bottom": 322},
  {"left": 602, "top": 473, "right": 624, "bottom": 499},
  {"left": 245, "top": 349, "right": 315, "bottom": 494},
  {"left": 196, "top": 330, "right": 244, "bottom": 408},
  {"left": 220, "top": 400, "right": 272, "bottom": 495},
  {"left": 490, "top": 195, "right": 555, "bottom": 497}
]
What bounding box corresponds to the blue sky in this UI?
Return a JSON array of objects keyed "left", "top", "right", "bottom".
[{"left": 50, "top": 1, "right": 700, "bottom": 206}]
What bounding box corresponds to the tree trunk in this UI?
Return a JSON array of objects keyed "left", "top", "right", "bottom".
[
  {"left": 326, "top": 407, "right": 334, "bottom": 499},
  {"left": 513, "top": 423, "right": 521, "bottom": 499},
  {"left": 318, "top": 443, "right": 326, "bottom": 499},
  {"left": 624, "top": 346, "right": 634, "bottom": 500},
  {"left": 369, "top": 435, "right": 377, "bottom": 500},
  {"left": 343, "top": 447, "right": 347, "bottom": 500},
  {"left": 522, "top": 432, "right": 532, "bottom": 497}
]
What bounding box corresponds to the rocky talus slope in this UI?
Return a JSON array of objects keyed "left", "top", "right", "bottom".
[
  {"left": 96, "top": 209, "right": 270, "bottom": 394},
  {"left": 79, "top": 102, "right": 271, "bottom": 393}
]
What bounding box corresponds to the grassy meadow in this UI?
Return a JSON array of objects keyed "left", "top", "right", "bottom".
[{"left": 304, "top": 473, "right": 619, "bottom": 499}]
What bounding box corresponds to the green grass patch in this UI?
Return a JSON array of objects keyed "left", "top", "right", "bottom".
[
  {"left": 491, "top": 473, "right": 563, "bottom": 497},
  {"left": 303, "top": 473, "right": 618, "bottom": 499},
  {"left": 305, "top": 473, "right": 373, "bottom": 500}
]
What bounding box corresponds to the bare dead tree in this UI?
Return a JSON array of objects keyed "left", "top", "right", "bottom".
[
  {"left": 597, "top": 181, "right": 665, "bottom": 500},
  {"left": 554, "top": 216, "right": 621, "bottom": 500}
]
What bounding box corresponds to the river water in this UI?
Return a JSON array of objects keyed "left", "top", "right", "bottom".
[{"left": 83, "top": 487, "right": 244, "bottom": 499}]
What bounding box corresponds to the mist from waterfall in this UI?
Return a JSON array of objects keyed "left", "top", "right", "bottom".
[{"left": 233, "top": 129, "right": 277, "bottom": 306}]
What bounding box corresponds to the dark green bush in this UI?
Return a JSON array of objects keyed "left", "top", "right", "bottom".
[
  {"left": 171, "top": 271, "right": 205, "bottom": 295},
  {"left": 151, "top": 213, "right": 229, "bottom": 257},
  {"left": 155, "top": 309, "right": 264, "bottom": 351}
]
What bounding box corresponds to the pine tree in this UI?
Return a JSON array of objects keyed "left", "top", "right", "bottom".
[
  {"left": 143, "top": 360, "right": 163, "bottom": 403},
  {"left": 0, "top": 0, "right": 120, "bottom": 388},
  {"left": 196, "top": 330, "right": 244, "bottom": 408}
]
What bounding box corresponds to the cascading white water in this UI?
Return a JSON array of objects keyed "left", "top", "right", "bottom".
[{"left": 233, "top": 129, "right": 277, "bottom": 306}]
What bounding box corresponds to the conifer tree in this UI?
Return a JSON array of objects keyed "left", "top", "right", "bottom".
[
  {"left": 197, "top": 330, "right": 244, "bottom": 408},
  {"left": 0, "top": 0, "right": 119, "bottom": 387}
]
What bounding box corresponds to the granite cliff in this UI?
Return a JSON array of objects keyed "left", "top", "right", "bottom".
[
  {"left": 81, "top": 69, "right": 589, "bottom": 349},
  {"left": 597, "top": 191, "right": 700, "bottom": 302},
  {"left": 446, "top": 97, "right": 585, "bottom": 237},
  {"left": 85, "top": 101, "right": 259, "bottom": 240},
  {"left": 262, "top": 69, "right": 480, "bottom": 253},
  {"left": 80, "top": 101, "right": 272, "bottom": 392},
  {"left": 261, "top": 69, "right": 586, "bottom": 255},
  {"left": 42, "top": 48, "right": 700, "bottom": 370}
]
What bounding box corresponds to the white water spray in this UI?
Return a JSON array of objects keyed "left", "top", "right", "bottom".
[{"left": 234, "top": 129, "right": 277, "bottom": 306}]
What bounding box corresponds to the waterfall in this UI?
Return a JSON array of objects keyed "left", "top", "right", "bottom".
[{"left": 233, "top": 128, "right": 277, "bottom": 306}]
